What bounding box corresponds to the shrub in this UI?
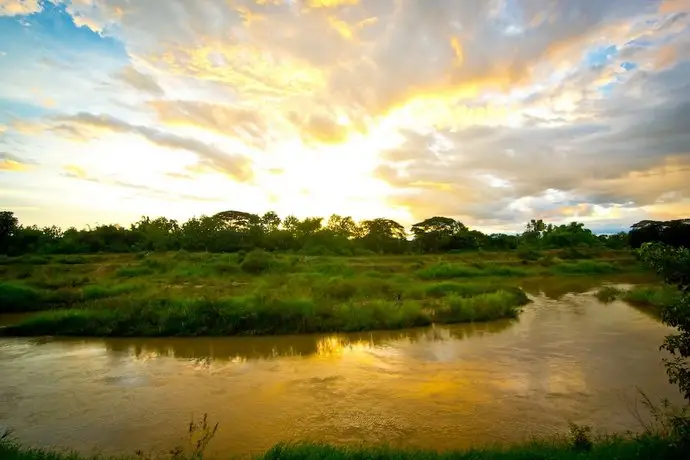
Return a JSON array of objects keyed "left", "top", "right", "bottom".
[
  {"left": 435, "top": 289, "right": 526, "bottom": 323},
  {"left": 516, "top": 246, "right": 542, "bottom": 262},
  {"left": 316, "top": 277, "right": 359, "bottom": 300},
  {"left": 0, "top": 282, "right": 44, "bottom": 313},
  {"left": 595, "top": 286, "right": 622, "bottom": 303},
  {"left": 240, "top": 250, "right": 275, "bottom": 274}
]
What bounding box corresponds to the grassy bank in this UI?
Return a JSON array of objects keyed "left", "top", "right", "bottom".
[
  {"left": 1, "top": 435, "right": 686, "bottom": 460},
  {"left": 0, "top": 250, "right": 641, "bottom": 337},
  {"left": 595, "top": 285, "right": 680, "bottom": 314}
]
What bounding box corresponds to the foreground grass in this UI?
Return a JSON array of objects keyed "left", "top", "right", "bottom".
[
  {"left": 0, "top": 249, "right": 642, "bottom": 337},
  {"left": 1, "top": 435, "right": 686, "bottom": 460}
]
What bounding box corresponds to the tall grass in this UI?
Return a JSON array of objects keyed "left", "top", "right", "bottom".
[
  {"left": 0, "top": 283, "right": 45, "bottom": 313},
  {"left": 1, "top": 433, "right": 682, "bottom": 460},
  {"left": 417, "top": 263, "right": 529, "bottom": 280},
  {"left": 550, "top": 260, "right": 617, "bottom": 275},
  {"left": 261, "top": 435, "right": 683, "bottom": 460},
  {"left": 622, "top": 286, "right": 680, "bottom": 310},
  {"left": 1, "top": 284, "right": 530, "bottom": 337}
]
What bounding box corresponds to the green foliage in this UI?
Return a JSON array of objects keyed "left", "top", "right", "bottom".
[
  {"left": 1, "top": 281, "right": 530, "bottom": 337},
  {"left": 568, "top": 423, "right": 593, "bottom": 452},
  {"left": 550, "top": 261, "right": 617, "bottom": 274},
  {"left": 417, "top": 263, "right": 528, "bottom": 279},
  {"left": 261, "top": 435, "right": 681, "bottom": 460},
  {"left": 0, "top": 283, "right": 44, "bottom": 313},
  {"left": 436, "top": 290, "right": 525, "bottom": 322},
  {"left": 240, "top": 249, "right": 276, "bottom": 274},
  {"left": 0, "top": 209, "right": 644, "bottom": 256},
  {"left": 81, "top": 283, "right": 142, "bottom": 300},
  {"left": 638, "top": 242, "right": 690, "bottom": 401},
  {"left": 622, "top": 286, "right": 680, "bottom": 310},
  {"left": 115, "top": 265, "right": 155, "bottom": 278},
  {"left": 516, "top": 246, "right": 542, "bottom": 262},
  {"left": 595, "top": 286, "right": 623, "bottom": 303}
]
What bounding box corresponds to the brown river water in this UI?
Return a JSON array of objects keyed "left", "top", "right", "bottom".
[{"left": 0, "top": 276, "right": 683, "bottom": 457}]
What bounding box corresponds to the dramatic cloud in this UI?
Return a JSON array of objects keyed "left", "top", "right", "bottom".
[
  {"left": 0, "top": 152, "right": 36, "bottom": 171},
  {"left": 54, "top": 112, "right": 254, "bottom": 182},
  {"left": 1, "top": 0, "right": 690, "bottom": 229},
  {"left": 117, "top": 65, "right": 164, "bottom": 96},
  {"left": 0, "top": 0, "right": 41, "bottom": 17}
]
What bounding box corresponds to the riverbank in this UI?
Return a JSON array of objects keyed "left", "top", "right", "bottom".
[
  {"left": 596, "top": 285, "right": 680, "bottom": 314},
  {"left": 0, "top": 250, "right": 645, "bottom": 337},
  {"left": 1, "top": 434, "right": 685, "bottom": 460}
]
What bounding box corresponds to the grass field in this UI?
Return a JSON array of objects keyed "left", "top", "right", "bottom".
[{"left": 0, "top": 249, "right": 644, "bottom": 337}]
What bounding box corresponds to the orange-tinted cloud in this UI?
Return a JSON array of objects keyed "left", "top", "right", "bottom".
[{"left": 0, "top": 153, "right": 35, "bottom": 171}]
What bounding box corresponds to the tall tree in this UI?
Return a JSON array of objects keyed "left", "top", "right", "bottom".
[{"left": 0, "top": 211, "right": 19, "bottom": 254}]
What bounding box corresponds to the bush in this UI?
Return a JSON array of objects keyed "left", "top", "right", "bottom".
[
  {"left": 0, "top": 282, "right": 44, "bottom": 313},
  {"left": 595, "top": 286, "right": 622, "bottom": 303},
  {"left": 516, "top": 246, "right": 542, "bottom": 262},
  {"left": 240, "top": 250, "right": 275, "bottom": 274},
  {"left": 436, "top": 290, "right": 526, "bottom": 323}
]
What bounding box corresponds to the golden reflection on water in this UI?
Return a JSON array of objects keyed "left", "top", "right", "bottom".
[{"left": 0, "top": 277, "right": 683, "bottom": 458}]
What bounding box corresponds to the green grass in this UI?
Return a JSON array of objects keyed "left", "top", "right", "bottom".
[
  {"left": 0, "top": 250, "right": 649, "bottom": 337},
  {"left": 0, "top": 282, "right": 45, "bottom": 313},
  {"left": 262, "top": 436, "right": 685, "bottom": 460},
  {"left": 550, "top": 261, "right": 617, "bottom": 275},
  {"left": 416, "top": 263, "right": 529, "bottom": 279},
  {"left": 593, "top": 285, "right": 680, "bottom": 313},
  {"left": 1, "top": 434, "right": 685, "bottom": 460},
  {"left": 622, "top": 286, "right": 680, "bottom": 311}
]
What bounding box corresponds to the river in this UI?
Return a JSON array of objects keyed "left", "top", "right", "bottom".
[{"left": 0, "top": 277, "right": 682, "bottom": 457}]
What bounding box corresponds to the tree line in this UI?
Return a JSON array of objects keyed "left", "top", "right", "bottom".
[{"left": 0, "top": 210, "right": 686, "bottom": 256}]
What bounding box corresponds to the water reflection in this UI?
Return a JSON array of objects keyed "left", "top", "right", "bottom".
[
  {"left": 520, "top": 273, "right": 656, "bottom": 300},
  {"left": 0, "top": 278, "right": 682, "bottom": 458},
  {"left": 97, "top": 320, "right": 514, "bottom": 362}
]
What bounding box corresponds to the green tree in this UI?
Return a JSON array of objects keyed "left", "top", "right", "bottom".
[
  {"left": 360, "top": 218, "right": 407, "bottom": 253},
  {"left": 411, "top": 216, "right": 466, "bottom": 252},
  {"left": 639, "top": 243, "right": 690, "bottom": 401},
  {"left": 0, "top": 211, "right": 19, "bottom": 254}
]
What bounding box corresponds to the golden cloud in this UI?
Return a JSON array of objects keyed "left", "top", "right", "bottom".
[
  {"left": 63, "top": 164, "right": 88, "bottom": 179},
  {"left": 305, "top": 0, "right": 359, "bottom": 9},
  {"left": 0, "top": 153, "right": 34, "bottom": 172},
  {"left": 0, "top": 0, "right": 41, "bottom": 16},
  {"left": 659, "top": 0, "right": 690, "bottom": 13}
]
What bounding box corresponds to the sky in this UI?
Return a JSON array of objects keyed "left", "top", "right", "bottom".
[{"left": 0, "top": 0, "right": 689, "bottom": 233}]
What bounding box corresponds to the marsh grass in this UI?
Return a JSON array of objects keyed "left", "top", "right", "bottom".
[
  {"left": 595, "top": 286, "right": 623, "bottom": 303},
  {"left": 0, "top": 283, "right": 45, "bottom": 313},
  {"left": 0, "top": 250, "right": 649, "bottom": 336},
  {"left": 622, "top": 286, "right": 680, "bottom": 310},
  {"left": 2, "top": 431, "right": 682, "bottom": 460},
  {"left": 550, "top": 260, "right": 617, "bottom": 275},
  {"left": 416, "top": 263, "right": 530, "bottom": 280}
]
